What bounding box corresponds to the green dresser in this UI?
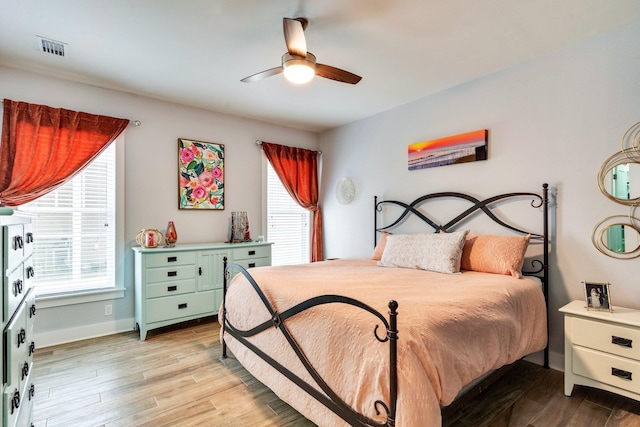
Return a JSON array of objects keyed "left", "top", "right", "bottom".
[{"left": 133, "top": 242, "right": 271, "bottom": 340}]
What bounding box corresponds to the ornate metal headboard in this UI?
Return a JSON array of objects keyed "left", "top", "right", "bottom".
[{"left": 374, "top": 183, "right": 550, "bottom": 367}]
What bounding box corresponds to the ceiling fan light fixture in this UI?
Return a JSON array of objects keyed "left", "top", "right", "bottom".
[{"left": 282, "top": 52, "right": 316, "bottom": 84}]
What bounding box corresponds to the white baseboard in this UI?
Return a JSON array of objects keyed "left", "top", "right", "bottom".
[{"left": 35, "top": 317, "right": 135, "bottom": 348}]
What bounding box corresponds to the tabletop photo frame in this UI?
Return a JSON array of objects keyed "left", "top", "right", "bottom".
[{"left": 583, "top": 281, "right": 613, "bottom": 312}]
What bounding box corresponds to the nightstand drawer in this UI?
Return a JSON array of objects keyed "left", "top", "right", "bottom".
[
  {"left": 573, "top": 346, "right": 640, "bottom": 394},
  {"left": 145, "top": 251, "right": 196, "bottom": 268},
  {"left": 572, "top": 317, "right": 640, "bottom": 360},
  {"left": 232, "top": 246, "right": 271, "bottom": 260}
]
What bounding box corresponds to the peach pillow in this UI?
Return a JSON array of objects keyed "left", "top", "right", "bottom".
[
  {"left": 460, "top": 234, "right": 530, "bottom": 278},
  {"left": 371, "top": 231, "right": 391, "bottom": 261}
]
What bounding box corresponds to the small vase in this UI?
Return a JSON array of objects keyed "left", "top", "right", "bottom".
[{"left": 165, "top": 221, "right": 178, "bottom": 247}]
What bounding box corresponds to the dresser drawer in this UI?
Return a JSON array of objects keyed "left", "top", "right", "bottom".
[
  {"left": 144, "top": 251, "right": 196, "bottom": 268},
  {"left": 146, "top": 279, "right": 196, "bottom": 298},
  {"left": 4, "top": 299, "right": 29, "bottom": 390},
  {"left": 232, "top": 245, "right": 271, "bottom": 260},
  {"left": 145, "top": 291, "right": 215, "bottom": 323},
  {"left": 234, "top": 257, "right": 270, "bottom": 270},
  {"left": 572, "top": 317, "right": 640, "bottom": 360},
  {"left": 4, "top": 224, "right": 24, "bottom": 273},
  {"left": 573, "top": 346, "right": 640, "bottom": 394},
  {"left": 145, "top": 265, "right": 196, "bottom": 284},
  {"left": 5, "top": 265, "right": 25, "bottom": 322}
]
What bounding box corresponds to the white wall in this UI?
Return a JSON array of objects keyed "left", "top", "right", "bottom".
[
  {"left": 0, "top": 66, "right": 318, "bottom": 345},
  {"left": 319, "top": 21, "right": 640, "bottom": 369}
]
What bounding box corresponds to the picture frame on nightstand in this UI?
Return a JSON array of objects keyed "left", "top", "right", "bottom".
[{"left": 583, "top": 281, "right": 613, "bottom": 312}]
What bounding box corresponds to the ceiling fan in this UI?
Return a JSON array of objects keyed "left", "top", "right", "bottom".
[{"left": 241, "top": 17, "right": 362, "bottom": 85}]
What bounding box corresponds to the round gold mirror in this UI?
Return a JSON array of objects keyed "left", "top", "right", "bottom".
[
  {"left": 597, "top": 150, "right": 640, "bottom": 206},
  {"left": 592, "top": 215, "right": 640, "bottom": 259}
]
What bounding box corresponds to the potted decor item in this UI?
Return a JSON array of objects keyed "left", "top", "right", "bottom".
[
  {"left": 230, "top": 211, "right": 251, "bottom": 243},
  {"left": 136, "top": 228, "right": 163, "bottom": 248},
  {"left": 165, "top": 221, "right": 178, "bottom": 247}
]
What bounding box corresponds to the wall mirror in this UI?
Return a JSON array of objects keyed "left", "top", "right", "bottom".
[{"left": 594, "top": 122, "right": 640, "bottom": 259}]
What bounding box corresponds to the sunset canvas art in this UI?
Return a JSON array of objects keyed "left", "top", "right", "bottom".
[{"left": 408, "top": 129, "right": 488, "bottom": 170}]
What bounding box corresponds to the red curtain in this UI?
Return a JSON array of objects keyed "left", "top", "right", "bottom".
[
  {"left": 262, "top": 141, "right": 323, "bottom": 262},
  {"left": 0, "top": 99, "right": 129, "bottom": 206}
]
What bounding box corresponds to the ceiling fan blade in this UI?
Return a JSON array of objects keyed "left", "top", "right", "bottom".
[
  {"left": 316, "top": 64, "right": 362, "bottom": 84},
  {"left": 283, "top": 18, "right": 307, "bottom": 57},
  {"left": 240, "top": 66, "right": 283, "bottom": 83}
]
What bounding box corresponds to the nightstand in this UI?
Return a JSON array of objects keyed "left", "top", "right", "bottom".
[{"left": 560, "top": 300, "right": 640, "bottom": 401}]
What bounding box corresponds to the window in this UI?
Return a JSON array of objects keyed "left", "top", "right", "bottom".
[
  {"left": 266, "top": 162, "right": 310, "bottom": 265},
  {"left": 19, "top": 139, "right": 123, "bottom": 297}
]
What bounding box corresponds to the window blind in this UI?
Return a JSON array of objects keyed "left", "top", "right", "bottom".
[
  {"left": 267, "top": 162, "right": 310, "bottom": 265},
  {"left": 19, "top": 144, "right": 116, "bottom": 295}
]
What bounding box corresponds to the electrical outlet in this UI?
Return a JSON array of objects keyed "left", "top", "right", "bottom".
[{"left": 104, "top": 304, "right": 112, "bottom": 316}]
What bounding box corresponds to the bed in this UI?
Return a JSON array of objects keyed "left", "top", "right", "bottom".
[{"left": 219, "top": 184, "right": 550, "bottom": 427}]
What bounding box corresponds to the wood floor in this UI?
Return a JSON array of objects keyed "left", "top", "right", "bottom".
[{"left": 33, "top": 318, "right": 640, "bottom": 427}]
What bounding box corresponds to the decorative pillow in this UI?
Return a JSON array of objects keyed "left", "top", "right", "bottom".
[
  {"left": 371, "top": 231, "right": 391, "bottom": 261},
  {"left": 460, "top": 234, "right": 530, "bottom": 278},
  {"left": 378, "top": 231, "right": 469, "bottom": 274}
]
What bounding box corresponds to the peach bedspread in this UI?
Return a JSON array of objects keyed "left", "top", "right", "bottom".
[{"left": 220, "top": 258, "right": 547, "bottom": 426}]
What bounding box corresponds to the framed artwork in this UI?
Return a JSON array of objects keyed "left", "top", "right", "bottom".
[
  {"left": 408, "top": 129, "right": 488, "bottom": 170},
  {"left": 583, "top": 281, "right": 613, "bottom": 312},
  {"left": 178, "top": 138, "right": 224, "bottom": 209}
]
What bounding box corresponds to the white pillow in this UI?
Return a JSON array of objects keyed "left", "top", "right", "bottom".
[{"left": 378, "top": 231, "right": 469, "bottom": 274}]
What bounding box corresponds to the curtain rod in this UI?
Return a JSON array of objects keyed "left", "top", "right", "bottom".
[
  {"left": 0, "top": 100, "right": 141, "bottom": 126},
  {"left": 255, "top": 139, "right": 321, "bottom": 154}
]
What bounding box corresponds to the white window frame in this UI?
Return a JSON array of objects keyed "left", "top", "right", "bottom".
[
  {"left": 263, "top": 157, "right": 311, "bottom": 266},
  {"left": 19, "top": 136, "right": 125, "bottom": 308}
]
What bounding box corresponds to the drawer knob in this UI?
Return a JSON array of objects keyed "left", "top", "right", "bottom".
[
  {"left": 11, "top": 389, "right": 20, "bottom": 414},
  {"left": 178, "top": 303, "right": 188, "bottom": 309},
  {"left": 13, "top": 279, "right": 23, "bottom": 296},
  {"left": 612, "top": 367, "right": 632, "bottom": 381},
  {"left": 22, "top": 361, "right": 29, "bottom": 380},
  {"left": 167, "top": 271, "right": 177, "bottom": 277},
  {"left": 17, "top": 328, "right": 26, "bottom": 346},
  {"left": 167, "top": 256, "right": 177, "bottom": 262},
  {"left": 612, "top": 336, "right": 632, "bottom": 348}
]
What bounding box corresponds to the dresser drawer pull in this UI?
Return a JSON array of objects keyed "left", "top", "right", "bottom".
[
  {"left": 612, "top": 367, "right": 633, "bottom": 381},
  {"left": 13, "top": 235, "right": 23, "bottom": 250},
  {"left": 26, "top": 232, "right": 34, "bottom": 243},
  {"left": 248, "top": 263, "right": 256, "bottom": 268},
  {"left": 612, "top": 336, "right": 632, "bottom": 348},
  {"left": 167, "top": 271, "right": 177, "bottom": 277},
  {"left": 167, "top": 256, "right": 177, "bottom": 262},
  {"left": 248, "top": 250, "right": 256, "bottom": 256},
  {"left": 17, "top": 328, "right": 26, "bottom": 347},
  {"left": 199, "top": 267, "right": 202, "bottom": 276},
  {"left": 22, "top": 362, "right": 30, "bottom": 380},
  {"left": 13, "top": 279, "right": 23, "bottom": 296},
  {"left": 29, "top": 341, "right": 36, "bottom": 356},
  {"left": 11, "top": 389, "right": 20, "bottom": 414},
  {"left": 26, "top": 266, "right": 35, "bottom": 278},
  {"left": 178, "top": 303, "right": 188, "bottom": 309},
  {"left": 167, "top": 285, "right": 177, "bottom": 292},
  {"left": 29, "top": 384, "right": 35, "bottom": 400},
  {"left": 30, "top": 304, "right": 36, "bottom": 318}
]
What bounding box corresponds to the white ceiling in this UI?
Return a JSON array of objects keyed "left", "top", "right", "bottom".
[{"left": 1, "top": 1, "right": 640, "bottom": 133}]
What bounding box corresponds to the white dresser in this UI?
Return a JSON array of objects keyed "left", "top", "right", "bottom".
[
  {"left": 560, "top": 300, "right": 640, "bottom": 401},
  {"left": 133, "top": 241, "right": 272, "bottom": 340},
  {"left": 2, "top": 209, "right": 36, "bottom": 427}
]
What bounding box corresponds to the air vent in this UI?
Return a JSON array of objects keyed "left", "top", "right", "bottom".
[{"left": 36, "top": 36, "right": 67, "bottom": 57}]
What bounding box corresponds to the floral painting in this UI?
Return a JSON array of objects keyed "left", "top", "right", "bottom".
[{"left": 178, "top": 138, "right": 224, "bottom": 209}]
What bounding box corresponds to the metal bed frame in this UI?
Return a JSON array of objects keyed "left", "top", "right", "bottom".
[{"left": 221, "top": 183, "right": 550, "bottom": 427}]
